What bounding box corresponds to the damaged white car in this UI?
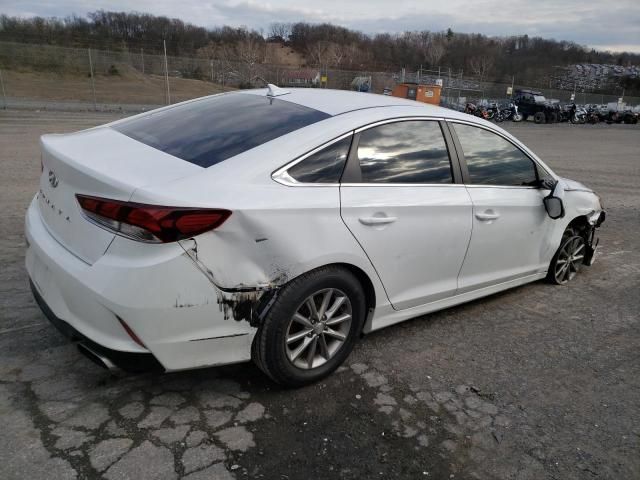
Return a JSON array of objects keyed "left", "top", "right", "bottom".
[{"left": 25, "top": 87, "right": 605, "bottom": 386}]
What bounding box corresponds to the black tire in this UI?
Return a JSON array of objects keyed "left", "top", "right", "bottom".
[
  {"left": 547, "top": 227, "right": 586, "bottom": 285},
  {"left": 534, "top": 112, "right": 546, "bottom": 124},
  {"left": 252, "top": 266, "right": 366, "bottom": 387},
  {"left": 549, "top": 112, "right": 558, "bottom": 123}
]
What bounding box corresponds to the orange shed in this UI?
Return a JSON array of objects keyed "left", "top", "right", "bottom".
[{"left": 391, "top": 83, "right": 441, "bottom": 105}]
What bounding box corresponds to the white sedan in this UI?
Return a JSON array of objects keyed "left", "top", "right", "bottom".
[{"left": 25, "top": 87, "right": 605, "bottom": 386}]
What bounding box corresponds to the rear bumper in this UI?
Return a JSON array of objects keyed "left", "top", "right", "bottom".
[
  {"left": 30, "top": 280, "right": 163, "bottom": 372},
  {"left": 25, "top": 196, "right": 256, "bottom": 372}
]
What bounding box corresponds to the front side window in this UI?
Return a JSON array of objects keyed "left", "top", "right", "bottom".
[
  {"left": 356, "top": 121, "right": 453, "bottom": 183},
  {"left": 287, "top": 136, "right": 352, "bottom": 183},
  {"left": 452, "top": 123, "right": 539, "bottom": 186}
]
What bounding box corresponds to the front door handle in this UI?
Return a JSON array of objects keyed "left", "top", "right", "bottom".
[
  {"left": 475, "top": 211, "right": 500, "bottom": 221},
  {"left": 359, "top": 216, "right": 397, "bottom": 226}
]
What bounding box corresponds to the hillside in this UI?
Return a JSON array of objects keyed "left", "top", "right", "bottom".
[{"left": 1, "top": 67, "right": 230, "bottom": 107}]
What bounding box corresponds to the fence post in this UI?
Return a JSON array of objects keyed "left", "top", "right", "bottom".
[
  {"left": 88, "top": 48, "right": 97, "bottom": 110},
  {"left": 0, "top": 69, "right": 6, "bottom": 109},
  {"left": 141, "top": 48, "right": 144, "bottom": 74},
  {"left": 163, "top": 40, "right": 171, "bottom": 104}
]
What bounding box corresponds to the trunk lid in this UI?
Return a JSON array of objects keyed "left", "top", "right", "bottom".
[{"left": 38, "top": 127, "right": 203, "bottom": 264}]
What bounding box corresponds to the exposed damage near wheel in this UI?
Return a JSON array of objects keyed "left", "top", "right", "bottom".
[{"left": 179, "top": 238, "right": 283, "bottom": 325}]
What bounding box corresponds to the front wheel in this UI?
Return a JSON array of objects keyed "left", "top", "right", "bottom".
[
  {"left": 547, "top": 228, "right": 586, "bottom": 285},
  {"left": 534, "top": 112, "right": 546, "bottom": 124},
  {"left": 512, "top": 113, "right": 523, "bottom": 122},
  {"left": 252, "top": 266, "right": 366, "bottom": 387}
]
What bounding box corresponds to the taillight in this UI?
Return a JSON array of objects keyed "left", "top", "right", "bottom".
[{"left": 76, "top": 194, "right": 231, "bottom": 243}]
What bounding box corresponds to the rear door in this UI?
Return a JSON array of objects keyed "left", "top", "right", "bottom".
[
  {"left": 448, "top": 121, "right": 556, "bottom": 292},
  {"left": 340, "top": 119, "right": 472, "bottom": 310}
]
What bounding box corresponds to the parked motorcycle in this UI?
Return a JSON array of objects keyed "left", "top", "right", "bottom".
[
  {"left": 464, "top": 102, "right": 490, "bottom": 120},
  {"left": 464, "top": 102, "right": 477, "bottom": 115},
  {"left": 485, "top": 103, "right": 499, "bottom": 120},
  {"left": 585, "top": 107, "right": 600, "bottom": 124},
  {"left": 495, "top": 103, "right": 523, "bottom": 122},
  {"left": 568, "top": 104, "right": 586, "bottom": 124}
]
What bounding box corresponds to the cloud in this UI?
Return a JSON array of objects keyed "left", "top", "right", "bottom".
[{"left": 3, "top": 0, "right": 639, "bottom": 52}]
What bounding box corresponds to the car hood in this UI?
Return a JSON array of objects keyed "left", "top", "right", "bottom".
[{"left": 560, "top": 177, "right": 594, "bottom": 193}]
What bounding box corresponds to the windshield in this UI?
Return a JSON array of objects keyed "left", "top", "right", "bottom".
[
  {"left": 533, "top": 95, "right": 547, "bottom": 103},
  {"left": 112, "top": 93, "right": 330, "bottom": 168}
]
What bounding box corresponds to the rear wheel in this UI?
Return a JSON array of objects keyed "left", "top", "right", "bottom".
[
  {"left": 547, "top": 228, "right": 586, "bottom": 285},
  {"left": 512, "top": 113, "right": 523, "bottom": 122},
  {"left": 252, "top": 266, "right": 366, "bottom": 387},
  {"left": 534, "top": 112, "right": 546, "bottom": 124}
]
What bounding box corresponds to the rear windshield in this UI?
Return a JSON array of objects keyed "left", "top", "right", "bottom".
[{"left": 112, "top": 93, "right": 330, "bottom": 167}]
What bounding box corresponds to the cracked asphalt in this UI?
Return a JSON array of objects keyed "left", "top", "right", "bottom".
[{"left": 1, "top": 110, "right": 639, "bottom": 479}]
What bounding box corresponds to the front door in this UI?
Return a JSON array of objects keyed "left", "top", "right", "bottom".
[
  {"left": 340, "top": 119, "right": 472, "bottom": 310},
  {"left": 449, "top": 122, "right": 556, "bottom": 292}
]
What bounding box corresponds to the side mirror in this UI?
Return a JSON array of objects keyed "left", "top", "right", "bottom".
[{"left": 544, "top": 195, "right": 565, "bottom": 219}]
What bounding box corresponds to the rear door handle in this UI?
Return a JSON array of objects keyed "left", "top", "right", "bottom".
[
  {"left": 475, "top": 211, "right": 500, "bottom": 221},
  {"left": 359, "top": 216, "right": 397, "bottom": 226}
]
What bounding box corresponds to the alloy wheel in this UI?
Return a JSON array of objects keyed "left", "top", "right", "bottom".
[
  {"left": 284, "top": 288, "right": 352, "bottom": 370},
  {"left": 554, "top": 236, "right": 585, "bottom": 284}
]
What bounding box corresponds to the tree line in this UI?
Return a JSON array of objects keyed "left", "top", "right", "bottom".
[{"left": 1, "top": 11, "right": 638, "bottom": 87}]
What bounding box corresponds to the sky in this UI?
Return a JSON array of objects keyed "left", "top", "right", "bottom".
[{"left": 2, "top": 0, "right": 640, "bottom": 53}]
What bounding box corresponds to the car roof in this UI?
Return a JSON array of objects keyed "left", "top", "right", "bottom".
[{"left": 239, "top": 87, "right": 454, "bottom": 117}]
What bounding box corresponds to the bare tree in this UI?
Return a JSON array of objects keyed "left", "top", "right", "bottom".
[
  {"left": 236, "top": 37, "right": 265, "bottom": 85},
  {"left": 269, "top": 22, "right": 291, "bottom": 42},
  {"left": 307, "top": 41, "right": 330, "bottom": 67},
  {"left": 469, "top": 55, "right": 494, "bottom": 81},
  {"left": 342, "top": 43, "right": 361, "bottom": 68},
  {"left": 410, "top": 31, "right": 432, "bottom": 65},
  {"left": 427, "top": 40, "right": 446, "bottom": 68},
  {"left": 326, "top": 42, "right": 345, "bottom": 67}
]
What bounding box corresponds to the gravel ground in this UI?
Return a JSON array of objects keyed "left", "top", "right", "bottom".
[{"left": 1, "top": 110, "right": 639, "bottom": 479}]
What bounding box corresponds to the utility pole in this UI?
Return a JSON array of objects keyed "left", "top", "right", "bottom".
[
  {"left": 0, "top": 69, "right": 6, "bottom": 109},
  {"left": 141, "top": 48, "right": 144, "bottom": 75},
  {"left": 163, "top": 40, "right": 171, "bottom": 104},
  {"left": 88, "top": 48, "right": 97, "bottom": 110}
]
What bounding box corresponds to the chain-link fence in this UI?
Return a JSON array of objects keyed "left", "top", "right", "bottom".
[{"left": 0, "top": 41, "right": 638, "bottom": 112}]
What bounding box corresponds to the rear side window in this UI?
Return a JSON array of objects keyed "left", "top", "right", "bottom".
[
  {"left": 112, "top": 93, "right": 330, "bottom": 168},
  {"left": 453, "top": 123, "right": 539, "bottom": 186},
  {"left": 356, "top": 121, "right": 453, "bottom": 183},
  {"left": 287, "top": 136, "right": 352, "bottom": 183}
]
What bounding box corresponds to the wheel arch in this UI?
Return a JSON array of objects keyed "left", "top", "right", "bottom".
[
  {"left": 334, "top": 262, "right": 377, "bottom": 331},
  {"left": 566, "top": 215, "right": 591, "bottom": 236},
  {"left": 265, "top": 261, "right": 378, "bottom": 333}
]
